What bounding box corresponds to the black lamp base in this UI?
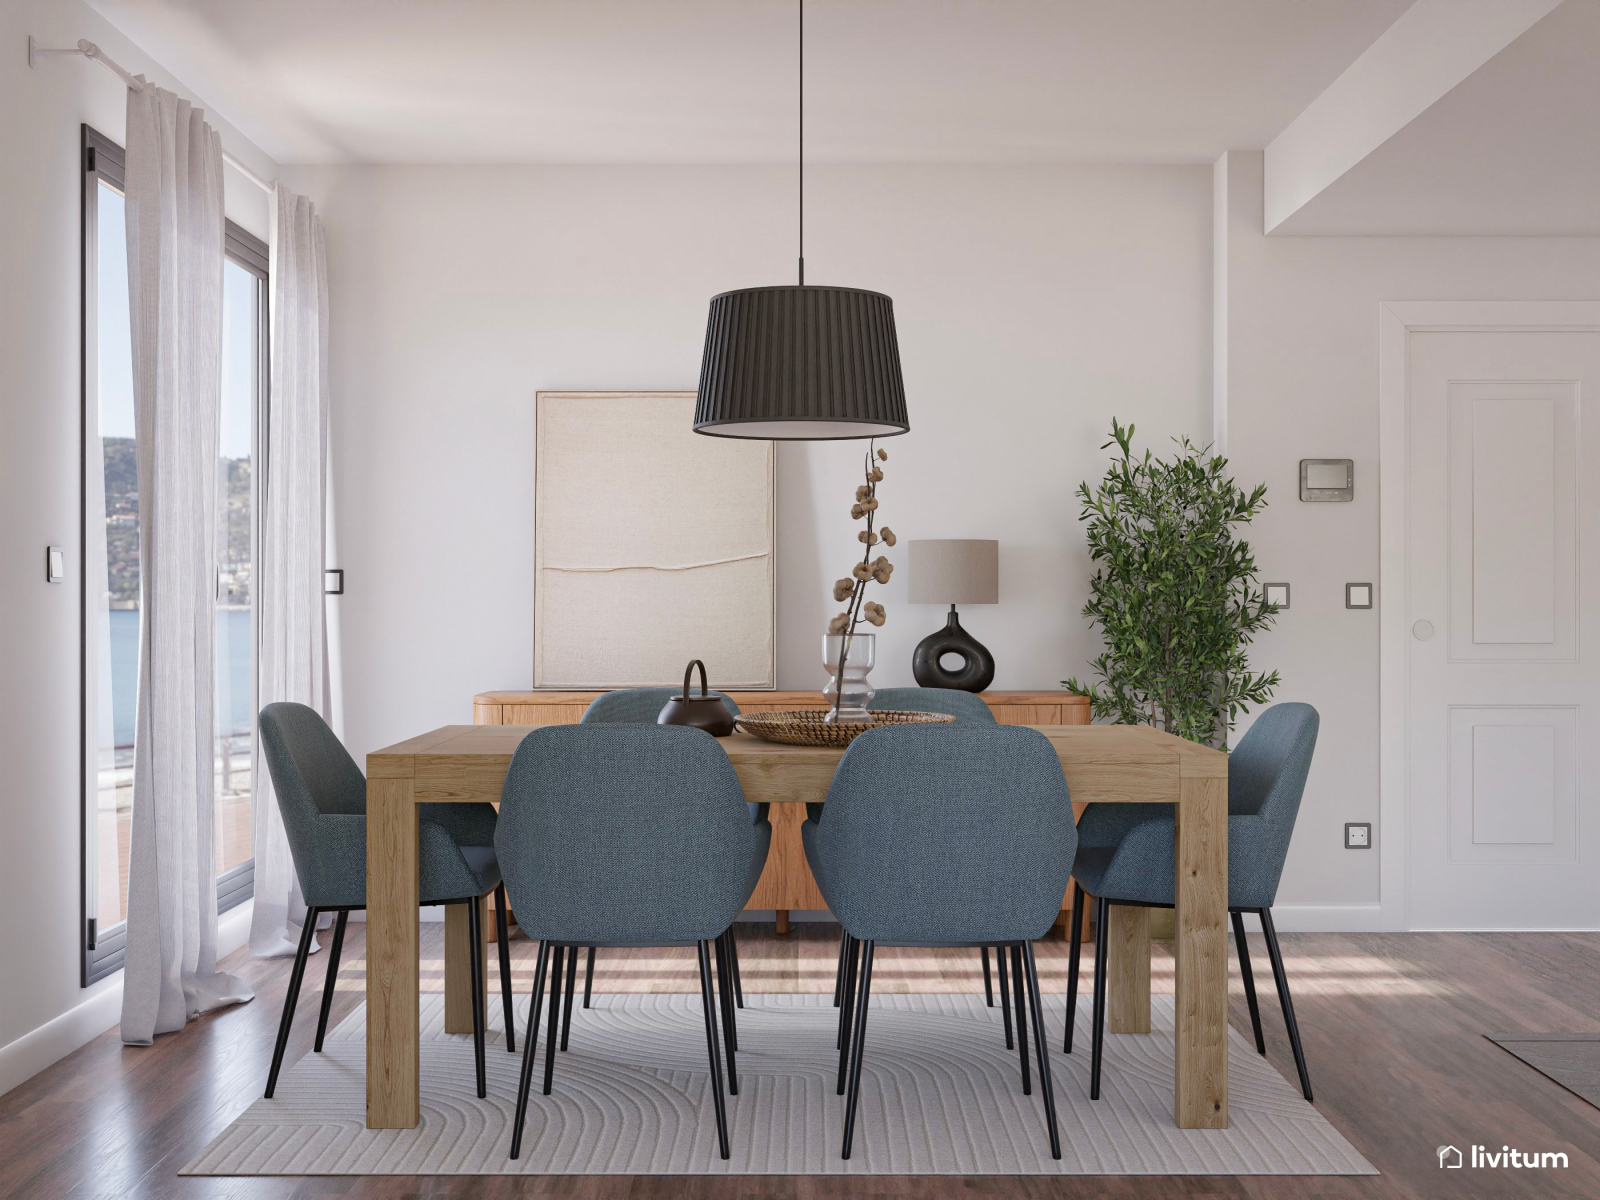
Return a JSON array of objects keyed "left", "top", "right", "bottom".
[{"left": 912, "top": 605, "right": 995, "bottom": 692}]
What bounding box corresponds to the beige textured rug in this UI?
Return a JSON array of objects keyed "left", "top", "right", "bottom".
[{"left": 184, "top": 991, "right": 1374, "bottom": 1176}]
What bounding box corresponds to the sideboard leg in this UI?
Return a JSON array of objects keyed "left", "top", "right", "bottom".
[{"left": 775, "top": 909, "right": 790, "bottom": 935}]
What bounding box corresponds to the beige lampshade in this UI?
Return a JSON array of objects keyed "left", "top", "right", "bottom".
[{"left": 907, "top": 539, "right": 999, "bottom": 605}]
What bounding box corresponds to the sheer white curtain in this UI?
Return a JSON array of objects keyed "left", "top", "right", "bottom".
[
  {"left": 249, "top": 185, "right": 333, "bottom": 958},
  {"left": 120, "top": 83, "right": 253, "bottom": 1044}
]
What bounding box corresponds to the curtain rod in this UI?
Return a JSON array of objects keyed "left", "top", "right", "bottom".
[{"left": 29, "top": 35, "right": 275, "bottom": 194}]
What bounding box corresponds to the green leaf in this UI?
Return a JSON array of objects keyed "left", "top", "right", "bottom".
[{"left": 1063, "top": 419, "right": 1280, "bottom": 749}]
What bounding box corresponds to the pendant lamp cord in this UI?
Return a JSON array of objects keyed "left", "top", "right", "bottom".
[{"left": 798, "top": 0, "right": 804, "bottom": 286}]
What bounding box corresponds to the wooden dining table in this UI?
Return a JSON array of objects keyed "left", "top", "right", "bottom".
[{"left": 364, "top": 723, "right": 1230, "bottom": 1131}]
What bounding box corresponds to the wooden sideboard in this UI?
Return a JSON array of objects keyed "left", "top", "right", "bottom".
[{"left": 472, "top": 689, "right": 1091, "bottom": 932}]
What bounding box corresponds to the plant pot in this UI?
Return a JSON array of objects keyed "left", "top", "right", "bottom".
[{"left": 822, "top": 631, "right": 876, "bottom": 724}]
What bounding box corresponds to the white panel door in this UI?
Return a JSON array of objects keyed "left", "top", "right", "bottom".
[{"left": 1406, "top": 331, "right": 1599, "bottom": 929}]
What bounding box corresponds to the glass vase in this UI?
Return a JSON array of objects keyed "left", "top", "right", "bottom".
[{"left": 822, "top": 631, "right": 876, "bottom": 724}]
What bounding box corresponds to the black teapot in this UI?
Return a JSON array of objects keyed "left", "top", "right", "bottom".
[{"left": 657, "top": 659, "right": 736, "bottom": 737}]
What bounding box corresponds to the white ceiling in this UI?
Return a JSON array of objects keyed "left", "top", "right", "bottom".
[
  {"left": 85, "top": 0, "right": 1413, "bottom": 166},
  {"left": 1275, "top": 0, "right": 1600, "bottom": 235}
]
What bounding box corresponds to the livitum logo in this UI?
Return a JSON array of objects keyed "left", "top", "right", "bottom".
[{"left": 1437, "top": 1143, "right": 1570, "bottom": 1170}]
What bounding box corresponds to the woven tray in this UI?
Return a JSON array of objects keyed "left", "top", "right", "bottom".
[{"left": 733, "top": 708, "right": 955, "bottom": 747}]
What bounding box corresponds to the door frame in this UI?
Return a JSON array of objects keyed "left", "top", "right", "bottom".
[{"left": 1377, "top": 301, "right": 1600, "bottom": 931}]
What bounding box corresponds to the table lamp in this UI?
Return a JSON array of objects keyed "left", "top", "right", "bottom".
[{"left": 907, "top": 539, "right": 998, "bottom": 692}]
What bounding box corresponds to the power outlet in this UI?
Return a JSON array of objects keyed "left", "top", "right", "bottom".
[{"left": 1345, "top": 822, "right": 1372, "bottom": 850}]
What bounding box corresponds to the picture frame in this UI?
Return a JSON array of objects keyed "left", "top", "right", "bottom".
[{"left": 533, "top": 391, "right": 777, "bottom": 689}]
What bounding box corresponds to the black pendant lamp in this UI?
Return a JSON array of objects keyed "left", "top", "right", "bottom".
[{"left": 694, "top": 1, "right": 909, "bottom": 441}]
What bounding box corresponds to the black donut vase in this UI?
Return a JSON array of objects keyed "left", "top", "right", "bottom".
[{"left": 911, "top": 608, "right": 994, "bottom": 693}]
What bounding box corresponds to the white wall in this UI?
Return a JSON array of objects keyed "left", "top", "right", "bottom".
[
  {"left": 278, "top": 162, "right": 1213, "bottom": 770},
  {"left": 0, "top": 0, "right": 276, "bottom": 1089},
  {"left": 1217, "top": 149, "right": 1600, "bottom": 924}
]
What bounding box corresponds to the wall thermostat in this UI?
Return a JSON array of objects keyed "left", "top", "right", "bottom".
[{"left": 1300, "top": 459, "right": 1354, "bottom": 502}]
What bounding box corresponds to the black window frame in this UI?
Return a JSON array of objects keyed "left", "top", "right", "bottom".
[{"left": 80, "top": 124, "right": 269, "bottom": 986}]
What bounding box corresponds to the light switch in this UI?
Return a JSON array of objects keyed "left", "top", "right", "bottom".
[
  {"left": 1346, "top": 582, "right": 1373, "bottom": 609},
  {"left": 1264, "top": 582, "right": 1290, "bottom": 609},
  {"left": 46, "top": 546, "right": 64, "bottom": 583}
]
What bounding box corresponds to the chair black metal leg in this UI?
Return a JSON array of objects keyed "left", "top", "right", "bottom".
[
  {"left": 1010, "top": 943, "right": 1031, "bottom": 1095},
  {"left": 1022, "top": 942, "right": 1062, "bottom": 1160},
  {"left": 467, "top": 898, "right": 488, "bottom": 1098},
  {"left": 981, "top": 945, "right": 994, "bottom": 1006},
  {"left": 508, "top": 940, "right": 551, "bottom": 1160},
  {"left": 543, "top": 945, "right": 564, "bottom": 1095},
  {"left": 833, "top": 930, "right": 848, "bottom": 1007},
  {"left": 494, "top": 885, "right": 515, "bottom": 1053},
  {"left": 714, "top": 932, "right": 739, "bottom": 1094},
  {"left": 582, "top": 946, "right": 596, "bottom": 1008},
  {"left": 1259, "top": 909, "right": 1314, "bottom": 1102},
  {"left": 836, "top": 935, "right": 858, "bottom": 1093},
  {"left": 696, "top": 940, "right": 731, "bottom": 1160},
  {"left": 265, "top": 907, "right": 320, "bottom": 1098},
  {"left": 996, "top": 944, "right": 1014, "bottom": 1050},
  {"left": 560, "top": 941, "right": 578, "bottom": 1051},
  {"left": 313, "top": 909, "right": 348, "bottom": 1053},
  {"left": 1090, "top": 896, "right": 1110, "bottom": 1100},
  {"left": 729, "top": 929, "right": 744, "bottom": 1008},
  {"left": 1063, "top": 882, "right": 1084, "bottom": 1052},
  {"left": 840, "top": 940, "right": 876, "bottom": 1160},
  {"left": 715, "top": 932, "right": 740, "bottom": 1053},
  {"left": 1232, "top": 910, "right": 1265, "bottom": 1055}
]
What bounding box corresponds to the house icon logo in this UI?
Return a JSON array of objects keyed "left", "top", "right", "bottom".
[{"left": 1438, "top": 1145, "right": 1463, "bottom": 1169}]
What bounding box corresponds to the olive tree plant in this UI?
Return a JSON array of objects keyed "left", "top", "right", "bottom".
[{"left": 1063, "top": 419, "right": 1279, "bottom": 750}]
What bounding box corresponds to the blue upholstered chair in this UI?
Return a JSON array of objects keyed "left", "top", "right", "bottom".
[
  {"left": 494, "top": 723, "right": 771, "bottom": 1160},
  {"left": 1065, "top": 703, "right": 1320, "bottom": 1102},
  {"left": 257, "top": 702, "right": 514, "bottom": 1101},
  {"left": 569, "top": 688, "right": 749, "bottom": 1017},
  {"left": 868, "top": 686, "right": 994, "bottom": 723},
  {"left": 859, "top": 688, "right": 1020, "bottom": 1026},
  {"left": 581, "top": 686, "right": 741, "bottom": 724},
  {"left": 802, "top": 724, "right": 1076, "bottom": 1160}
]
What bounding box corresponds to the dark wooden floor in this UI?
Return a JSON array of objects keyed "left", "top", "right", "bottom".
[{"left": 2, "top": 922, "right": 1597, "bottom": 1199}]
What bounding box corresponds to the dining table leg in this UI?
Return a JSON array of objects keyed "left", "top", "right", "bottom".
[
  {"left": 1106, "top": 904, "right": 1152, "bottom": 1035},
  {"left": 444, "top": 897, "right": 486, "bottom": 1035},
  {"left": 1173, "top": 763, "right": 1229, "bottom": 1128},
  {"left": 366, "top": 771, "right": 421, "bottom": 1128}
]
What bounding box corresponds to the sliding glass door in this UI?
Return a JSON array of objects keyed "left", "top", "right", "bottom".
[
  {"left": 216, "top": 227, "right": 268, "bottom": 912},
  {"left": 82, "top": 125, "right": 269, "bottom": 984}
]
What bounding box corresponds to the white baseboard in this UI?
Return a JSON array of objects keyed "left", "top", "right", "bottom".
[
  {"left": 0, "top": 979, "right": 123, "bottom": 1099},
  {"left": 1236, "top": 904, "right": 1384, "bottom": 933},
  {"left": 218, "top": 898, "right": 255, "bottom": 956},
  {"left": 0, "top": 899, "right": 256, "bottom": 1099}
]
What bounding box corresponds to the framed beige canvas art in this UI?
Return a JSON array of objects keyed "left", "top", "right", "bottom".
[{"left": 533, "top": 391, "right": 776, "bottom": 689}]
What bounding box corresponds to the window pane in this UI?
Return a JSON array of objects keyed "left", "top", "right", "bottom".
[
  {"left": 217, "top": 259, "right": 257, "bottom": 877},
  {"left": 90, "top": 181, "right": 137, "bottom": 928}
]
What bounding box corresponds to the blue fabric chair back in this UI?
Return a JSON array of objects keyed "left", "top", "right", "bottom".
[
  {"left": 258, "top": 702, "right": 369, "bottom": 909},
  {"left": 260, "top": 700, "right": 366, "bottom": 817},
  {"left": 1224, "top": 702, "right": 1320, "bottom": 906},
  {"left": 1071, "top": 702, "right": 1320, "bottom": 910},
  {"left": 495, "top": 724, "right": 765, "bottom": 944},
  {"left": 581, "top": 687, "right": 741, "bottom": 724},
  {"left": 868, "top": 687, "right": 996, "bottom": 723},
  {"left": 812, "top": 724, "right": 1075, "bottom": 944},
  {"left": 259, "top": 701, "right": 500, "bottom": 910}
]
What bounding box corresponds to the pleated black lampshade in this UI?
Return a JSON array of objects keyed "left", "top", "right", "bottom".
[{"left": 694, "top": 285, "right": 910, "bottom": 439}]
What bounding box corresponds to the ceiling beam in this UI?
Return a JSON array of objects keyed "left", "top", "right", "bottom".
[{"left": 1263, "top": 0, "right": 1561, "bottom": 233}]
